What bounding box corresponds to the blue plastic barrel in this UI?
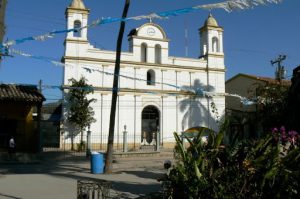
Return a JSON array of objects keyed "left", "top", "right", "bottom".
[{"left": 90, "top": 152, "right": 104, "bottom": 174}]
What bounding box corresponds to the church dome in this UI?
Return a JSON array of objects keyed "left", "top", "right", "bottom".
[
  {"left": 70, "top": 0, "right": 86, "bottom": 9},
  {"left": 204, "top": 14, "right": 219, "bottom": 27}
]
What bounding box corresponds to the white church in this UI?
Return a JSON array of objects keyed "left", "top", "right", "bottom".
[{"left": 62, "top": 0, "right": 225, "bottom": 151}]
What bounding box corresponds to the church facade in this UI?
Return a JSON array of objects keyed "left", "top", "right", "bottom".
[{"left": 62, "top": 0, "right": 225, "bottom": 150}]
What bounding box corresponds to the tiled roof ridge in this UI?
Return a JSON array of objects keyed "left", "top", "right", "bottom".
[
  {"left": 227, "top": 73, "right": 291, "bottom": 85},
  {"left": 0, "top": 84, "right": 45, "bottom": 102},
  {"left": 242, "top": 73, "right": 291, "bottom": 84}
]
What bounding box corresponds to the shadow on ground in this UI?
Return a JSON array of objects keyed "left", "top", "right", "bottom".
[
  {"left": 0, "top": 151, "right": 166, "bottom": 198},
  {"left": 0, "top": 193, "right": 22, "bottom": 199}
]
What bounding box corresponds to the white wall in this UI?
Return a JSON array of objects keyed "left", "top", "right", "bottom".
[{"left": 63, "top": 20, "right": 225, "bottom": 148}]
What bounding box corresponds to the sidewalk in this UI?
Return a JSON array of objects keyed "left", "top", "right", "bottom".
[{"left": 0, "top": 150, "right": 174, "bottom": 199}]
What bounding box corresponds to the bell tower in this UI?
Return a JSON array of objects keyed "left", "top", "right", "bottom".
[
  {"left": 199, "top": 13, "right": 224, "bottom": 69},
  {"left": 65, "top": 0, "right": 90, "bottom": 41}
]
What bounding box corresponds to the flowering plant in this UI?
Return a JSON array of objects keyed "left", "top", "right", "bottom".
[{"left": 272, "top": 126, "right": 299, "bottom": 148}]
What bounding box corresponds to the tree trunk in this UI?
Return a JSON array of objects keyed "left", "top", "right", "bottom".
[
  {"left": 105, "top": 0, "right": 131, "bottom": 174},
  {"left": 71, "top": 131, "right": 74, "bottom": 151},
  {"left": 80, "top": 128, "right": 83, "bottom": 143}
]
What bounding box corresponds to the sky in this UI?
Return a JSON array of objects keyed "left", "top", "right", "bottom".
[{"left": 0, "top": 0, "right": 299, "bottom": 102}]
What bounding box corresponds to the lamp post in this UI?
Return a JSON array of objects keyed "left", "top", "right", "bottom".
[
  {"left": 123, "top": 125, "right": 128, "bottom": 152},
  {"left": 156, "top": 126, "right": 160, "bottom": 152},
  {"left": 86, "top": 126, "right": 91, "bottom": 157}
]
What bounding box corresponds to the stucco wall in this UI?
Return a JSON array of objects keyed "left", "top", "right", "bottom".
[{"left": 63, "top": 7, "right": 225, "bottom": 148}]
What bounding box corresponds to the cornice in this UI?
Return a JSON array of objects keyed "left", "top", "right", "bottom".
[
  {"left": 64, "top": 38, "right": 89, "bottom": 44},
  {"left": 133, "top": 44, "right": 168, "bottom": 50},
  {"left": 129, "top": 35, "right": 170, "bottom": 42},
  {"left": 199, "top": 26, "right": 224, "bottom": 32},
  {"left": 66, "top": 7, "right": 90, "bottom": 14},
  {"left": 62, "top": 56, "right": 226, "bottom": 73},
  {"left": 207, "top": 53, "right": 224, "bottom": 58},
  {"left": 62, "top": 86, "right": 194, "bottom": 96}
]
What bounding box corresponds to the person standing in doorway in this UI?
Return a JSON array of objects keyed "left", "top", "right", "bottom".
[{"left": 8, "top": 136, "right": 16, "bottom": 158}]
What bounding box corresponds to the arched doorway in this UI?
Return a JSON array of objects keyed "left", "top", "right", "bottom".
[{"left": 141, "top": 105, "right": 160, "bottom": 145}]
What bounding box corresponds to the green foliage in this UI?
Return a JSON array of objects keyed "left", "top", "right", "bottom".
[
  {"left": 166, "top": 125, "right": 299, "bottom": 198},
  {"left": 76, "top": 141, "right": 86, "bottom": 152},
  {"left": 255, "top": 83, "right": 289, "bottom": 131},
  {"left": 67, "top": 77, "right": 96, "bottom": 143}
]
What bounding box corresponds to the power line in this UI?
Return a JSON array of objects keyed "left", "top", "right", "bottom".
[
  {"left": 6, "top": 11, "right": 65, "bottom": 26},
  {"left": 6, "top": 24, "right": 59, "bottom": 33},
  {"left": 6, "top": 8, "right": 65, "bottom": 23}
]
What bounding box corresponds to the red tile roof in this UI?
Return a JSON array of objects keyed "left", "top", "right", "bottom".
[
  {"left": 226, "top": 73, "right": 291, "bottom": 86},
  {"left": 0, "top": 84, "right": 45, "bottom": 103}
]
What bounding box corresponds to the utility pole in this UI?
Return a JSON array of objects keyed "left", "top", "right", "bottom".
[
  {"left": 105, "top": 0, "right": 131, "bottom": 174},
  {"left": 37, "top": 79, "right": 43, "bottom": 152},
  {"left": 271, "top": 54, "right": 286, "bottom": 82}
]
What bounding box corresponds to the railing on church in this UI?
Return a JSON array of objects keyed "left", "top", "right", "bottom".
[{"left": 42, "top": 132, "right": 159, "bottom": 155}]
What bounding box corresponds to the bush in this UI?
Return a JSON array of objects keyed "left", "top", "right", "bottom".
[
  {"left": 166, "top": 126, "right": 300, "bottom": 198},
  {"left": 77, "top": 141, "right": 86, "bottom": 152}
]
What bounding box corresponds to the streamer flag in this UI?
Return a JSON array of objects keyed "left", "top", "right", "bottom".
[
  {"left": 10, "top": 49, "right": 64, "bottom": 67},
  {"left": 10, "top": 47, "right": 257, "bottom": 105},
  {"left": 81, "top": 66, "right": 257, "bottom": 105},
  {"left": 10, "top": 48, "right": 257, "bottom": 105},
  {"left": 197, "top": 0, "right": 282, "bottom": 12},
  {"left": 1, "top": 0, "right": 282, "bottom": 49}
]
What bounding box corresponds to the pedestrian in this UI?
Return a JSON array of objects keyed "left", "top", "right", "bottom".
[{"left": 8, "top": 136, "right": 16, "bottom": 156}]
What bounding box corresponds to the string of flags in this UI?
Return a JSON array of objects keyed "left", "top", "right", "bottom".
[
  {"left": 9, "top": 48, "right": 257, "bottom": 106},
  {"left": 2, "top": 0, "right": 282, "bottom": 104},
  {"left": 0, "top": 0, "right": 282, "bottom": 50},
  {"left": 9, "top": 49, "right": 64, "bottom": 67}
]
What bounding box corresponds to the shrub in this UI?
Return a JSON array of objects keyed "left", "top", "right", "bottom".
[
  {"left": 77, "top": 141, "right": 86, "bottom": 152},
  {"left": 166, "top": 126, "right": 299, "bottom": 198}
]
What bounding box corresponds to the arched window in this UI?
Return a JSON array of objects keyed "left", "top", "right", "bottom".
[
  {"left": 147, "top": 69, "right": 155, "bottom": 85},
  {"left": 141, "top": 43, "right": 147, "bottom": 62},
  {"left": 73, "top": 20, "right": 82, "bottom": 37},
  {"left": 212, "top": 37, "right": 219, "bottom": 52},
  {"left": 155, "top": 44, "right": 161, "bottom": 64}
]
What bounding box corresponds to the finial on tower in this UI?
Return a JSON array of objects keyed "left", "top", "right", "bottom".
[{"left": 204, "top": 12, "right": 219, "bottom": 27}]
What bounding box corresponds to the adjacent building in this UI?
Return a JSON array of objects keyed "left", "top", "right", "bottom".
[
  {"left": 41, "top": 101, "right": 63, "bottom": 149},
  {"left": 0, "top": 84, "right": 45, "bottom": 152},
  {"left": 62, "top": 0, "right": 225, "bottom": 150},
  {"left": 225, "top": 73, "right": 290, "bottom": 139}
]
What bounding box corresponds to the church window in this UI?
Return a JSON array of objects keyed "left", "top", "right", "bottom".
[
  {"left": 212, "top": 37, "right": 219, "bottom": 52},
  {"left": 141, "top": 43, "right": 147, "bottom": 62},
  {"left": 147, "top": 69, "right": 155, "bottom": 85},
  {"left": 73, "top": 20, "right": 82, "bottom": 37},
  {"left": 155, "top": 44, "right": 161, "bottom": 64}
]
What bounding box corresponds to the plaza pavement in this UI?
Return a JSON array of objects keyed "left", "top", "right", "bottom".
[{"left": 0, "top": 150, "right": 174, "bottom": 199}]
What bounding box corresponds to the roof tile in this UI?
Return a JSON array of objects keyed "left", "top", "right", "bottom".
[{"left": 0, "top": 84, "right": 45, "bottom": 103}]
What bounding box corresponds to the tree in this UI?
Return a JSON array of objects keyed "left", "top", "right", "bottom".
[
  {"left": 256, "top": 82, "right": 289, "bottom": 132},
  {"left": 67, "top": 77, "right": 96, "bottom": 150},
  {"left": 105, "top": 0, "right": 131, "bottom": 174},
  {"left": 285, "top": 65, "right": 300, "bottom": 132}
]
